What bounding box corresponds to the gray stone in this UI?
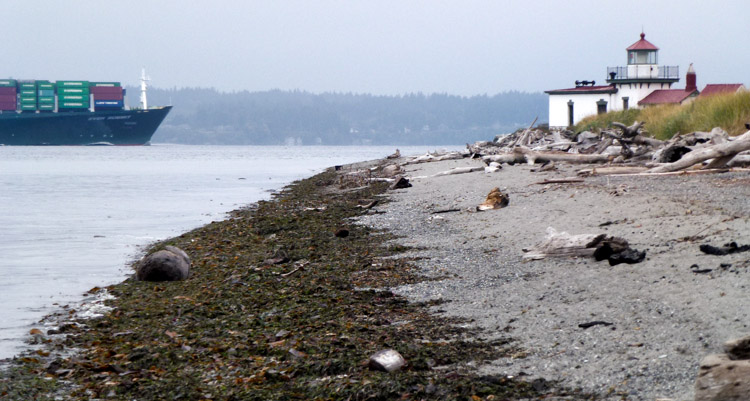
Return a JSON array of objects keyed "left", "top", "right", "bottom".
[
  {"left": 695, "top": 354, "right": 750, "bottom": 401},
  {"left": 367, "top": 349, "right": 406, "bottom": 373},
  {"left": 724, "top": 335, "right": 750, "bottom": 360},
  {"left": 136, "top": 246, "right": 190, "bottom": 282}
]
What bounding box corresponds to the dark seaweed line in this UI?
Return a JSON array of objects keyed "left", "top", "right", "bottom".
[{"left": 0, "top": 164, "right": 594, "bottom": 400}]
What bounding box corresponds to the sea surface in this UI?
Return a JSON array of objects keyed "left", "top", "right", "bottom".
[{"left": 0, "top": 144, "right": 452, "bottom": 359}]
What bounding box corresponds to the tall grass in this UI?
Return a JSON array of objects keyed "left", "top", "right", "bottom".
[{"left": 574, "top": 91, "right": 750, "bottom": 139}]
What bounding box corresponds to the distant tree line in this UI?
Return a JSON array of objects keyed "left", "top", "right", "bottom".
[{"left": 126, "top": 87, "right": 547, "bottom": 145}]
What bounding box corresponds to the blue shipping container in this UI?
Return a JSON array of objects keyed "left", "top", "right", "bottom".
[
  {"left": 38, "top": 89, "right": 54, "bottom": 96},
  {"left": 94, "top": 100, "right": 124, "bottom": 108}
]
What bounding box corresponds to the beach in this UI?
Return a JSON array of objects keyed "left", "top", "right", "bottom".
[
  {"left": 2, "top": 153, "right": 749, "bottom": 400},
  {"left": 359, "top": 156, "right": 750, "bottom": 400}
]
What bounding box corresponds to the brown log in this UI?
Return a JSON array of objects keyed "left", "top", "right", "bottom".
[
  {"left": 648, "top": 131, "right": 750, "bottom": 173},
  {"left": 533, "top": 178, "right": 585, "bottom": 185}
]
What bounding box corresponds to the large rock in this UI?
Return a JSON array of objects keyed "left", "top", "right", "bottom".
[{"left": 136, "top": 245, "right": 190, "bottom": 282}]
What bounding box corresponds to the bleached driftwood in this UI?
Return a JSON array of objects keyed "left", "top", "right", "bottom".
[
  {"left": 648, "top": 131, "right": 750, "bottom": 173},
  {"left": 433, "top": 166, "right": 484, "bottom": 177},
  {"left": 482, "top": 153, "right": 524, "bottom": 164},
  {"left": 514, "top": 147, "right": 612, "bottom": 165},
  {"left": 523, "top": 227, "right": 603, "bottom": 260},
  {"left": 577, "top": 166, "right": 650, "bottom": 176}
]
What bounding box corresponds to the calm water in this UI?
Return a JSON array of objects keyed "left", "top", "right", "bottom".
[{"left": 0, "top": 145, "right": 447, "bottom": 359}]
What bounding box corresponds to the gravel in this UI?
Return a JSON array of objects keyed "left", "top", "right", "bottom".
[{"left": 358, "top": 157, "right": 750, "bottom": 400}]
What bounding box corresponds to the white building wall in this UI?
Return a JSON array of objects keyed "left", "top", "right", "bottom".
[{"left": 548, "top": 92, "right": 617, "bottom": 127}]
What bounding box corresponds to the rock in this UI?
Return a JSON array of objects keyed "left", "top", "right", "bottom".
[
  {"left": 695, "top": 353, "right": 750, "bottom": 401},
  {"left": 724, "top": 335, "right": 750, "bottom": 360},
  {"left": 477, "top": 187, "right": 509, "bottom": 211},
  {"left": 368, "top": 349, "right": 406, "bottom": 373},
  {"left": 593, "top": 237, "right": 630, "bottom": 261},
  {"left": 136, "top": 246, "right": 190, "bottom": 282},
  {"left": 390, "top": 176, "right": 412, "bottom": 189},
  {"left": 607, "top": 248, "right": 646, "bottom": 266},
  {"left": 334, "top": 228, "right": 349, "bottom": 238}
]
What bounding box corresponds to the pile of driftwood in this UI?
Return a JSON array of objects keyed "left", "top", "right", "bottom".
[{"left": 468, "top": 122, "right": 750, "bottom": 175}]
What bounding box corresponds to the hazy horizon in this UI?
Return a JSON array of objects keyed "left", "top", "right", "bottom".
[{"left": 3, "top": 1, "right": 749, "bottom": 96}]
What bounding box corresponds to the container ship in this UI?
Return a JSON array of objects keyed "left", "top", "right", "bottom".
[{"left": 0, "top": 70, "right": 170, "bottom": 146}]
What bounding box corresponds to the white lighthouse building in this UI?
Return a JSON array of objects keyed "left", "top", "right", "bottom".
[{"left": 546, "top": 33, "right": 682, "bottom": 128}]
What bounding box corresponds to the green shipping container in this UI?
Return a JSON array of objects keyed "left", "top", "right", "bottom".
[
  {"left": 19, "top": 104, "right": 37, "bottom": 110},
  {"left": 19, "top": 89, "right": 36, "bottom": 96},
  {"left": 56, "top": 81, "right": 89, "bottom": 88},
  {"left": 39, "top": 104, "right": 55, "bottom": 110},
  {"left": 59, "top": 101, "right": 89, "bottom": 108},
  {"left": 19, "top": 82, "right": 36, "bottom": 89},
  {"left": 38, "top": 89, "right": 54, "bottom": 96},
  {"left": 18, "top": 97, "right": 37, "bottom": 105},
  {"left": 38, "top": 96, "right": 55, "bottom": 104},
  {"left": 37, "top": 83, "right": 54, "bottom": 90},
  {"left": 59, "top": 94, "right": 86, "bottom": 101},
  {"left": 0, "top": 79, "right": 17, "bottom": 87},
  {"left": 58, "top": 87, "right": 89, "bottom": 95},
  {"left": 90, "top": 82, "right": 121, "bottom": 87}
]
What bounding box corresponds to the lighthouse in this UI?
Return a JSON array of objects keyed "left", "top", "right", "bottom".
[
  {"left": 607, "top": 33, "right": 680, "bottom": 109},
  {"left": 545, "top": 33, "right": 680, "bottom": 127}
]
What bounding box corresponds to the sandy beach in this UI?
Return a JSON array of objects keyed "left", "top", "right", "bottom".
[{"left": 359, "top": 156, "right": 750, "bottom": 400}]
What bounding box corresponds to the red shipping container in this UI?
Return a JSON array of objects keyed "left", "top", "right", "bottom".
[
  {"left": 93, "top": 93, "right": 123, "bottom": 101},
  {"left": 90, "top": 86, "right": 123, "bottom": 95},
  {"left": 0, "top": 102, "right": 17, "bottom": 111},
  {"left": 0, "top": 87, "right": 17, "bottom": 95},
  {"left": 0, "top": 94, "right": 16, "bottom": 102}
]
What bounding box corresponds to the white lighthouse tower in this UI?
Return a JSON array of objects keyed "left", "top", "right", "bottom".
[{"left": 606, "top": 33, "right": 680, "bottom": 111}]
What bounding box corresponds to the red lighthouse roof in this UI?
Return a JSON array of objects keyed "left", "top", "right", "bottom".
[{"left": 627, "top": 33, "right": 659, "bottom": 51}]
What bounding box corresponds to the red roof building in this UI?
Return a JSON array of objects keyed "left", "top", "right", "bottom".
[
  {"left": 699, "top": 84, "right": 746, "bottom": 97},
  {"left": 638, "top": 89, "right": 698, "bottom": 105}
]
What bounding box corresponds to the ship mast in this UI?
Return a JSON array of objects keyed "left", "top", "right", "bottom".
[{"left": 139, "top": 68, "right": 150, "bottom": 110}]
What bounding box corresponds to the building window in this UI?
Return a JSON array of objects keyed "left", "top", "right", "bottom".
[
  {"left": 628, "top": 50, "right": 657, "bottom": 65},
  {"left": 622, "top": 97, "right": 629, "bottom": 110},
  {"left": 567, "top": 100, "right": 574, "bottom": 126},
  {"left": 597, "top": 99, "right": 608, "bottom": 114}
]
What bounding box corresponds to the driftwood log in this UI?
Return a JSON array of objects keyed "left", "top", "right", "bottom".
[{"left": 648, "top": 131, "right": 750, "bottom": 173}]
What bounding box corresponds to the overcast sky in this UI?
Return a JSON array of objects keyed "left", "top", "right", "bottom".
[{"left": 3, "top": 1, "right": 748, "bottom": 95}]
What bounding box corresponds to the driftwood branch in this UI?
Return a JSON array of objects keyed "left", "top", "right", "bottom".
[
  {"left": 648, "top": 131, "right": 750, "bottom": 173},
  {"left": 611, "top": 121, "right": 644, "bottom": 138}
]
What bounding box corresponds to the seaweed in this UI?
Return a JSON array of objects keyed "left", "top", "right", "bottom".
[{"left": 0, "top": 166, "right": 592, "bottom": 400}]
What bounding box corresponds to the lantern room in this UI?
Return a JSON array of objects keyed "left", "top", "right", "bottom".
[{"left": 627, "top": 33, "right": 658, "bottom": 65}]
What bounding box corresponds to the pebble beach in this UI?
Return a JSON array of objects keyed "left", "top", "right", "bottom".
[{"left": 359, "top": 156, "right": 750, "bottom": 400}]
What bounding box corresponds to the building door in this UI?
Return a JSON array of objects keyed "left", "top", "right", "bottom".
[
  {"left": 622, "top": 97, "right": 629, "bottom": 110},
  {"left": 567, "top": 100, "right": 574, "bottom": 126}
]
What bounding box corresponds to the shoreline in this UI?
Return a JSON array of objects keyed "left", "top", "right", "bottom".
[
  {"left": 2, "top": 151, "right": 747, "bottom": 399},
  {"left": 0, "top": 157, "right": 576, "bottom": 400}
]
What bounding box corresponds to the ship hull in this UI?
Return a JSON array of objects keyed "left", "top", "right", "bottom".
[{"left": 0, "top": 106, "right": 171, "bottom": 146}]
